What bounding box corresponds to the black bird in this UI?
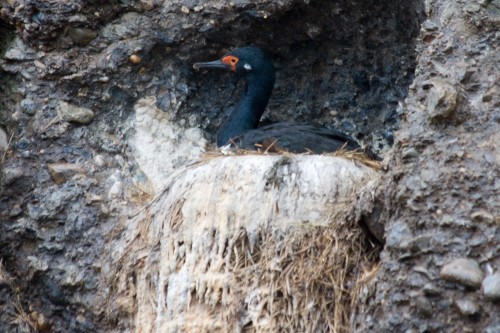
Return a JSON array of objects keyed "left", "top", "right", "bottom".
[{"left": 193, "top": 46, "right": 374, "bottom": 156}]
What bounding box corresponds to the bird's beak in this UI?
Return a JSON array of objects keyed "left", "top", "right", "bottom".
[{"left": 193, "top": 60, "right": 232, "bottom": 71}]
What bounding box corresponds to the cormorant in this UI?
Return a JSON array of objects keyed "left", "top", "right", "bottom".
[{"left": 193, "top": 46, "right": 375, "bottom": 157}]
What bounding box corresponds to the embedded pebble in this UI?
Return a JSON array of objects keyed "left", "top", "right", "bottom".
[
  {"left": 2, "top": 167, "right": 24, "bottom": 185},
  {"left": 423, "top": 283, "right": 441, "bottom": 297},
  {"left": 86, "top": 193, "right": 103, "bottom": 204},
  {"left": 454, "top": 298, "right": 479, "bottom": 316},
  {"left": 27, "top": 256, "right": 49, "bottom": 273},
  {"left": 140, "top": 0, "right": 156, "bottom": 10},
  {"left": 385, "top": 221, "right": 412, "bottom": 248},
  {"left": 93, "top": 154, "right": 107, "bottom": 168},
  {"left": 470, "top": 210, "right": 494, "bottom": 224},
  {"left": 426, "top": 80, "right": 458, "bottom": 120},
  {"left": 421, "top": 20, "right": 439, "bottom": 31},
  {"left": 184, "top": 127, "right": 208, "bottom": 145},
  {"left": 401, "top": 234, "right": 433, "bottom": 254},
  {"left": 482, "top": 85, "right": 498, "bottom": 102},
  {"left": 108, "top": 180, "right": 123, "bottom": 198},
  {"left": 401, "top": 147, "right": 419, "bottom": 159},
  {"left": 5, "top": 48, "right": 25, "bottom": 60},
  {"left": 440, "top": 258, "right": 484, "bottom": 289},
  {"left": 20, "top": 98, "right": 37, "bottom": 115},
  {"left": 33, "top": 312, "right": 51, "bottom": 331},
  {"left": 482, "top": 273, "right": 500, "bottom": 301},
  {"left": 57, "top": 101, "right": 95, "bottom": 124},
  {"left": 47, "top": 163, "right": 85, "bottom": 185},
  {"left": 68, "top": 27, "right": 97, "bottom": 46},
  {"left": 62, "top": 264, "right": 84, "bottom": 287},
  {"left": 9, "top": 205, "right": 22, "bottom": 217},
  {"left": 129, "top": 54, "right": 142, "bottom": 64},
  {"left": 464, "top": 3, "right": 481, "bottom": 13},
  {"left": 413, "top": 295, "right": 433, "bottom": 317}
]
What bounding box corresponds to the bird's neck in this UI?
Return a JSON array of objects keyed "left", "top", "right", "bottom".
[{"left": 217, "top": 73, "right": 275, "bottom": 146}]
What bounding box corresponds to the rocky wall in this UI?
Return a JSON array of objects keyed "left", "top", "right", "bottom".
[
  {"left": 8, "top": 0, "right": 498, "bottom": 332},
  {"left": 353, "top": 1, "right": 500, "bottom": 332}
]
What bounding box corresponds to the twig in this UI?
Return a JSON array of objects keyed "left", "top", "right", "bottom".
[{"left": 42, "top": 115, "right": 61, "bottom": 131}]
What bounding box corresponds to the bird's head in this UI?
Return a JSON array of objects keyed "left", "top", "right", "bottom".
[{"left": 193, "top": 46, "right": 274, "bottom": 79}]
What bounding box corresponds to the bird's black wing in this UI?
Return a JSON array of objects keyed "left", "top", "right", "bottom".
[{"left": 236, "top": 122, "right": 365, "bottom": 154}]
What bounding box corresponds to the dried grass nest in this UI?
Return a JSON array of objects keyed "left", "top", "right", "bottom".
[{"left": 110, "top": 150, "right": 381, "bottom": 333}]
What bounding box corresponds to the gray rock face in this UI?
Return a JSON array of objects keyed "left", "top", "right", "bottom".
[
  {"left": 352, "top": 0, "right": 500, "bottom": 332},
  {"left": 440, "top": 258, "right": 484, "bottom": 289}
]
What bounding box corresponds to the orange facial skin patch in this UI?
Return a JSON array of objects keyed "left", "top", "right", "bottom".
[{"left": 222, "top": 55, "right": 239, "bottom": 72}]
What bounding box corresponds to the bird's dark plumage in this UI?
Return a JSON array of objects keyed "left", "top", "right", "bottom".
[
  {"left": 193, "top": 46, "right": 377, "bottom": 158},
  {"left": 236, "top": 122, "right": 360, "bottom": 154}
]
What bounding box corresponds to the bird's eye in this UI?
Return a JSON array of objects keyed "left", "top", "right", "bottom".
[{"left": 223, "top": 55, "right": 239, "bottom": 65}]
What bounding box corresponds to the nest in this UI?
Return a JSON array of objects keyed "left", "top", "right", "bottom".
[
  {"left": 110, "top": 154, "right": 380, "bottom": 333},
  {"left": 203, "top": 146, "right": 382, "bottom": 170}
]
